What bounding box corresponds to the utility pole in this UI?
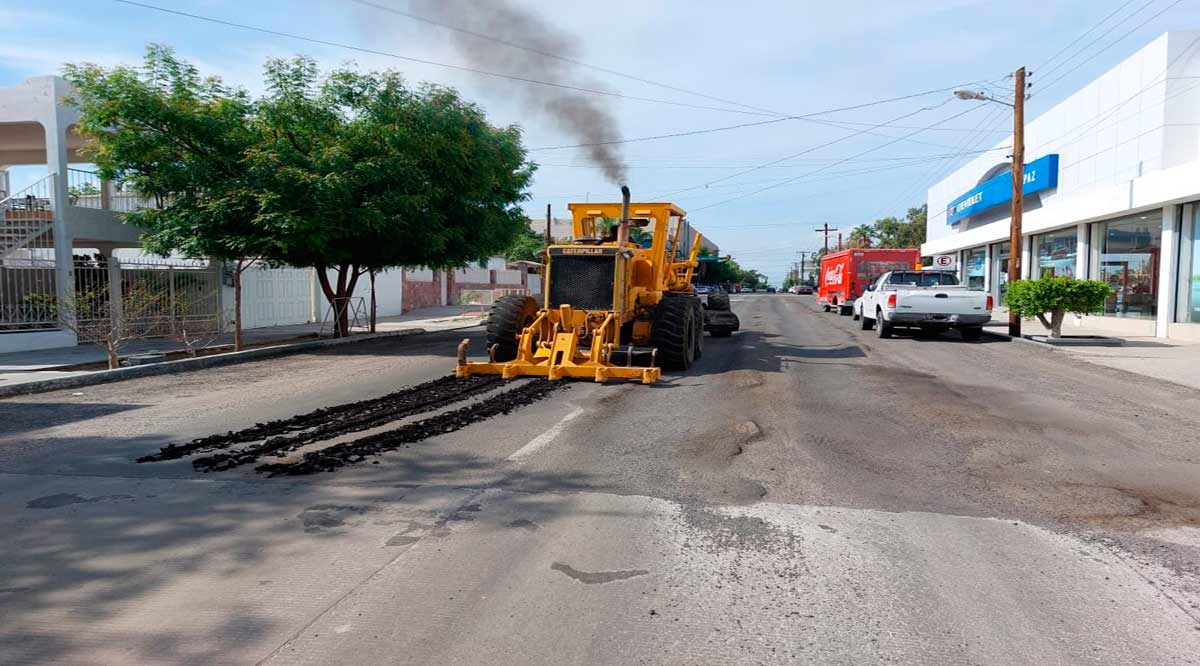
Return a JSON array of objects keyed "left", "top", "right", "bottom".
[
  {"left": 1009, "top": 67, "right": 1026, "bottom": 338},
  {"left": 815, "top": 223, "right": 839, "bottom": 253}
]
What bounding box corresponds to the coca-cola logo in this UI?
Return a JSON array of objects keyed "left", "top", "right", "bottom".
[{"left": 824, "top": 263, "right": 844, "bottom": 286}]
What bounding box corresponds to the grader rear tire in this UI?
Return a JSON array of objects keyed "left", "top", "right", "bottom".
[
  {"left": 652, "top": 296, "right": 698, "bottom": 371},
  {"left": 487, "top": 295, "right": 539, "bottom": 362}
]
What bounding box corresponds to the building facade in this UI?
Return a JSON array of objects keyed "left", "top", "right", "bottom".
[{"left": 922, "top": 30, "right": 1200, "bottom": 340}]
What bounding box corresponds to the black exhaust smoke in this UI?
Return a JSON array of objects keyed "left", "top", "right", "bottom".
[{"left": 404, "top": 0, "right": 628, "bottom": 185}]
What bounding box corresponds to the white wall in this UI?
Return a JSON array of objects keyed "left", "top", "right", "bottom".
[
  {"left": 456, "top": 265, "right": 490, "bottom": 283},
  {"left": 925, "top": 31, "right": 1200, "bottom": 254}
]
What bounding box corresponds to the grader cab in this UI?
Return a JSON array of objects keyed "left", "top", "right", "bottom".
[{"left": 456, "top": 187, "right": 735, "bottom": 384}]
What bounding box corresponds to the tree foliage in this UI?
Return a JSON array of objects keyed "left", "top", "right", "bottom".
[
  {"left": 66, "top": 46, "right": 534, "bottom": 336},
  {"left": 505, "top": 228, "right": 547, "bottom": 263},
  {"left": 1004, "top": 277, "right": 1111, "bottom": 337}
]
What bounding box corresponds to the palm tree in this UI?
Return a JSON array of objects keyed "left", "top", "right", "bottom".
[{"left": 848, "top": 224, "right": 874, "bottom": 248}]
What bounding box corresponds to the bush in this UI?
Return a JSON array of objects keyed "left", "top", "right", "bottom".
[{"left": 1004, "top": 277, "right": 1111, "bottom": 337}]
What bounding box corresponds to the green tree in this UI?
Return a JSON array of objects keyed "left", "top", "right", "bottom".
[
  {"left": 1004, "top": 277, "right": 1111, "bottom": 337},
  {"left": 250, "top": 59, "right": 532, "bottom": 335},
  {"left": 872, "top": 204, "right": 927, "bottom": 248},
  {"left": 848, "top": 224, "right": 874, "bottom": 248},
  {"left": 66, "top": 45, "right": 274, "bottom": 349},
  {"left": 505, "top": 228, "right": 547, "bottom": 263},
  {"left": 67, "top": 46, "right": 533, "bottom": 339}
]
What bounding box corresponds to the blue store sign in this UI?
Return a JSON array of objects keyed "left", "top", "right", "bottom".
[{"left": 947, "top": 154, "right": 1059, "bottom": 224}]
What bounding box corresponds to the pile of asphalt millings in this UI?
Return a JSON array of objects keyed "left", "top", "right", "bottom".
[
  {"left": 136, "top": 374, "right": 562, "bottom": 475},
  {"left": 256, "top": 379, "right": 562, "bottom": 476}
]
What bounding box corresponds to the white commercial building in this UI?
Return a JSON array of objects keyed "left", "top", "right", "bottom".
[{"left": 923, "top": 30, "right": 1200, "bottom": 340}]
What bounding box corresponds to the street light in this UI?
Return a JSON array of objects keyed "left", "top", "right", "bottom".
[
  {"left": 954, "top": 89, "right": 1014, "bottom": 107},
  {"left": 953, "top": 69, "right": 1026, "bottom": 338}
]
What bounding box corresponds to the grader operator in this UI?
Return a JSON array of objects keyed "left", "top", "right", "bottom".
[{"left": 455, "top": 187, "right": 738, "bottom": 384}]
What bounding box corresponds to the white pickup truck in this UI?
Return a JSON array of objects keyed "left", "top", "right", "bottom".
[{"left": 854, "top": 270, "right": 992, "bottom": 341}]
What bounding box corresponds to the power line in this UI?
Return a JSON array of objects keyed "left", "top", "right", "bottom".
[
  {"left": 1036, "top": 0, "right": 1158, "bottom": 81},
  {"left": 688, "top": 102, "right": 986, "bottom": 213},
  {"left": 1036, "top": 0, "right": 1187, "bottom": 94},
  {"left": 348, "top": 0, "right": 787, "bottom": 117},
  {"left": 652, "top": 98, "right": 960, "bottom": 199},
  {"left": 110, "top": 0, "right": 779, "bottom": 117},
  {"left": 1034, "top": 1, "right": 1131, "bottom": 74},
  {"left": 533, "top": 147, "right": 1007, "bottom": 170}
]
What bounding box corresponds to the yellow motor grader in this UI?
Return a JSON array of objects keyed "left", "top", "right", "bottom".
[{"left": 456, "top": 187, "right": 736, "bottom": 384}]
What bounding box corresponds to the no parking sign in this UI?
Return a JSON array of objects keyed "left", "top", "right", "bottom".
[{"left": 933, "top": 254, "right": 957, "bottom": 270}]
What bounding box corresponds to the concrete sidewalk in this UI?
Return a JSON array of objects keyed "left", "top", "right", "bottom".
[
  {"left": 983, "top": 313, "right": 1200, "bottom": 390},
  {"left": 0, "top": 305, "right": 486, "bottom": 393}
]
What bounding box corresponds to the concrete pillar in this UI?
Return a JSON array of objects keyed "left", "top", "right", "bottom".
[
  {"left": 1020, "top": 235, "right": 1032, "bottom": 279},
  {"left": 1075, "top": 222, "right": 1088, "bottom": 279},
  {"left": 107, "top": 255, "right": 122, "bottom": 334},
  {"left": 1156, "top": 204, "right": 1179, "bottom": 338},
  {"left": 44, "top": 80, "right": 75, "bottom": 325},
  {"left": 982, "top": 243, "right": 992, "bottom": 294},
  {"left": 1177, "top": 205, "right": 1194, "bottom": 323}
]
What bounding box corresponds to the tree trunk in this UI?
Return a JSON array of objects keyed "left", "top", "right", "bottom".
[
  {"left": 105, "top": 339, "right": 120, "bottom": 370},
  {"left": 1050, "top": 310, "right": 1066, "bottom": 338},
  {"left": 315, "top": 266, "right": 338, "bottom": 337},
  {"left": 233, "top": 261, "right": 244, "bottom": 351},
  {"left": 369, "top": 269, "right": 377, "bottom": 333}
]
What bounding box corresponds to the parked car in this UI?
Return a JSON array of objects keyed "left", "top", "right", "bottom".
[
  {"left": 695, "top": 284, "right": 714, "bottom": 295},
  {"left": 855, "top": 270, "right": 992, "bottom": 341},
  {"left": 766, "top": 287, "right": 776, "bottom": 293},
  {"left": 795, "top": 285, "right": 814, "bottom": 295}
]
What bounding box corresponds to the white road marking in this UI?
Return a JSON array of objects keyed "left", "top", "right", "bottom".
[{"left": 507, "top": 406, "right": 585, "bottom": 462}]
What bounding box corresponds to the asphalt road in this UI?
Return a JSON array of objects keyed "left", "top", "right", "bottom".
[{"left": 2, "top": 294, "right": 1200, "bottom": 665}]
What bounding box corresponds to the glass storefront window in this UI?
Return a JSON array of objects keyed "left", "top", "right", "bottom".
[
  {"left": 965, "top": 248, "right": 986, "bottom": 291},
  {"left": 1035, "top": 228, "right": 1077, "bottom": 279},
  {"left": 1098, "top": 213, "right": 1161, "bottom": 319}
]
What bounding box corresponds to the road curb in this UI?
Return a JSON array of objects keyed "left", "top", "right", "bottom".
[
  {"left": 0, "top": 328, "right": 430, "bottom": 399},
  {"left": 980, "top": 328, "right": 1064, "bottom": 350}
]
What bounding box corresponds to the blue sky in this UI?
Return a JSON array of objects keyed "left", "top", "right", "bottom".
[{"left": 3, "top": 0, "right": 1197, "bottom": 284}]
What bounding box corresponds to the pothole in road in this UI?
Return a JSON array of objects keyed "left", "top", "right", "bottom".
[{"left": 550, "top": 562, "right": 649, "bottom": 584}]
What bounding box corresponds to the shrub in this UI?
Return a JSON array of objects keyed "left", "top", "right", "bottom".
[{"left": 1004, "top": 277, "right": 1111, "bottom": 337}]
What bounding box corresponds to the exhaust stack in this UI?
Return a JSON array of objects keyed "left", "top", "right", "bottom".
[{"left": 616, "top": 185, "right": 631, "bottom": 247}]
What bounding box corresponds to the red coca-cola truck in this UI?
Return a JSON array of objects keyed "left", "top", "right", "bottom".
[{"left": 818, "top": 248, "right": 921, "bottom": 315}]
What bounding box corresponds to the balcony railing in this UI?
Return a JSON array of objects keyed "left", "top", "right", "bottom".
[{"left": 67, "top": 168, "right": 158, "bottom": 213}]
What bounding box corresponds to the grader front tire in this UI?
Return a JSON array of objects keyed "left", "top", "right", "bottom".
[
  {"left": 486, "top": 295, "right": 539, "bottom": 362},
  {"left": 652, "top": 296, "right": 698, "bottom": 371}
]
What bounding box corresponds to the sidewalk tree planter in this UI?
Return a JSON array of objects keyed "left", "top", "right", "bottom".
[
  {"left": 1003, "top": 277, "right": 1112, "bottom": 338},
  {"left": 67, "top": 46, "right": 532, "bottom": 339}
]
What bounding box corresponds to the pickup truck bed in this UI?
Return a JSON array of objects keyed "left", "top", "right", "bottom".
[{"left": 857, "top": 270, "right": 992, "bottom": 341}]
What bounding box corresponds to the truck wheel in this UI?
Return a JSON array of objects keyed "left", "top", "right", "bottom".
[
  {"left": 823, "top": 304, "right": 831, "bottom": 313},
  {"left": 706, "top": 292, "right": 730, "bottom": 311},
  {"left": 860, "top": 313, "right": 873, "bottom": 330},
  {"left": 838, "top": 304, "right": 853, "bottom": 316},
  {"left": 876, "top": 309, "right": 893, "bottom": 339},
  {"left": 487, "top": 295, "right": 539, "bottom": 362},
  {"left": 652, "top": 296, "right": 697, "bottom": 371},
  {"left": 960, "top": 326, "right": 983, "bottom": 342}
]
